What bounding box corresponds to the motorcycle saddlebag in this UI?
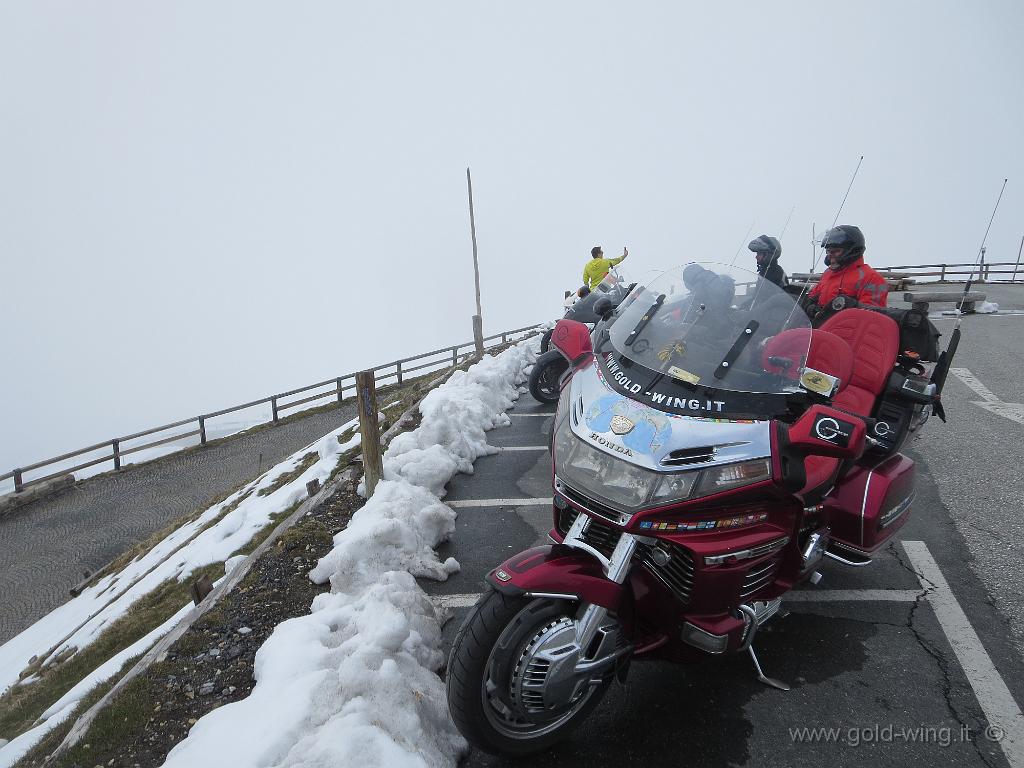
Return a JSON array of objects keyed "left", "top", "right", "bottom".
[
  {"left": 865, "top": 306, "right": 942, "bottom": 361},
  {"left": 824, "top": 454, "right": 916, "bottom": 554}
]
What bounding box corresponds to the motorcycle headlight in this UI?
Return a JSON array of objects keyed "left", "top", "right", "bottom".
[
  {"left": 554, "top": 412, "right": 771, "bottom": 512},
  {"left": 554, "top": 413, "right": 699, "bottom": 510}
]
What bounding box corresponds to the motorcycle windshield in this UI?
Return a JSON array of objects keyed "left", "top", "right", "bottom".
[{"left": 606, "top": 263, "right": 811, "bottom": 398}]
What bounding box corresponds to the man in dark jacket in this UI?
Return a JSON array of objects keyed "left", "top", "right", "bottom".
[{"left": 748, "top": 235, "right": 787, "bottom": 287}]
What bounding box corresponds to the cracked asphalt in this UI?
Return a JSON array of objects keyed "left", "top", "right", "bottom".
[{"left": 427, "top": 310, "right": 1024, "bottom": 768}]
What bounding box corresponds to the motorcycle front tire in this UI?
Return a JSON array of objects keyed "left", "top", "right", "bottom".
[
  {"left": 528, "top": 350, "right": 569, "bottom": 403},
  {"left": 446, "top": 589, "right": 610, "bottom": 756}
]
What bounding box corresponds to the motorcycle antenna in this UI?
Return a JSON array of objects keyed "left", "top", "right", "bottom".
[
  {"left": 779, "top": 205, "right": 796, "bottom": 240},
  {"left": 812, "top": 155, "right": 864, "bottom": 272},
  {"left": 929, "top": 178, "right": 1008, "bottom": 420},
  {"left": 955, "top": 177, "right": 1008, "bottom": 320},
  {"left": 729, "top": 219, "right": 757, "bottom": 266}
]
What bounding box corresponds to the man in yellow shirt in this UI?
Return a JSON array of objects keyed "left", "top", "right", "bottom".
[{"left": 583, "top": 245, "right": 628, "bottom": 290}]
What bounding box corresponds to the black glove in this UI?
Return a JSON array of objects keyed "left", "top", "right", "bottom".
[{"left": 798, "top": 293, "right": 821, "bottom": 321}]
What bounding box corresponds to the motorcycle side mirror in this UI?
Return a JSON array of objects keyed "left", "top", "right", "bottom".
[
  {"left": 592, "top": 296, "right": 614, "bottom": 320},
  {"left": 787, "top": 404, "right": 866, "bottom": 459},
  {"left": 550, "top": 319, "right": 593, "bottom": 364}
]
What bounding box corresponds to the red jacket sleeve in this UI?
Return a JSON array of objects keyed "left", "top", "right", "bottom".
[{"left": 856, "top": 268, "right": 889, "bottom": 307}]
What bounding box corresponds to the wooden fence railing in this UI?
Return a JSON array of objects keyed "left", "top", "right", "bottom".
[
  {"left": 1, "top": 323, "right": 541, "bottom": 494},
  {"left": 874, "top": 262, "right": 1024, "bottom": 283}
]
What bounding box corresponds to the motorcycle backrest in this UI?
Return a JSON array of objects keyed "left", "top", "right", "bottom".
[
  {"left": 787, "top": 404, "right": 866, "bottom": 459},
  {"left": 550, "top": 319, "right": 593, "bottom": 363}
]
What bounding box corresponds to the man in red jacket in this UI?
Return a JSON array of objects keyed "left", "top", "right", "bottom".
[{"left": 807, "top": 225, "right": 888, "bottom": 311}]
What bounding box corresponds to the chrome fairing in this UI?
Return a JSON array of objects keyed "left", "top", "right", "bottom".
[{"left": 566, "top": 360, "right": 772, "bottom": 474}]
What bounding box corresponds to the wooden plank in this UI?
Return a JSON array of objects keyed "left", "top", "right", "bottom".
[
  {"left": 25, "top": 454, "right": 116, "bottom": 486},
  {"left": 116, "top": 416, "right": 198, "bottom": 443},
  {"left": 18, "top": 439, "right": 123, "bottom": 473},
  {"left": 273, "top": 377, "right": 340, "bottom": 400},
  {"left": 276, "top": 388, "right": 339, "bottom": 412},
  {"left": 118, "top": 429, "right": 202, "bottom": 457},
  {"left": 204, "top": 396, "right": 273, "bottom": 420},
  {"left": 904, "top": 291, "right": 986, "bottom": 303}
]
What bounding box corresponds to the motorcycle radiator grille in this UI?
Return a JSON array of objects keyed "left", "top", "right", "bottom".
[
  {"left": 637, "top": 543, "right": 695, "bottom": 605},
  {"left": 740, "top": 558, "right": 780, "bottom": 599}
]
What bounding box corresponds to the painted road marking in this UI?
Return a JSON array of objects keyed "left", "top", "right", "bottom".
[
  {"left": 903, "top": 540, "right": 1024, "bottom": 768},
  {"left": 785, "top": 589, "right": 922, "bottom": 602},
  {"left": 447, "top": 498, "right": 551, "bottom": 508},
  {"left": 498, "top": 446, "right": 548, "bottom": 452},
  {"left": 508, "top": 413, "right": 553, "bottom": 417},
  {"left": 951, "top": 367, "right": 1024, "bottom": 426}
]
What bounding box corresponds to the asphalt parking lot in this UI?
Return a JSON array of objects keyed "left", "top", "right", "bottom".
[{"left": 425, "top": 385, "right": 1024, "bottom": 767}]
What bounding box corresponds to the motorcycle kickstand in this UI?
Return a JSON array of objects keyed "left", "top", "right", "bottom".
[{"left": 748, "top": 646, "right": 790, "bottom": 691}]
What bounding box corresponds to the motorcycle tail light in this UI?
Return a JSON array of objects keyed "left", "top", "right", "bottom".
[{"left": 695, "top": 458, "right": 771, "bottom": 496}]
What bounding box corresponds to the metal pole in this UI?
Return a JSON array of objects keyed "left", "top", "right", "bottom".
[
  {"left": 810, "top": 223, "right": 817, "bottom": 274},
  {"left": 467, "top": 168, "right": 484, "bottom": 356},
  {"left": 1012, "top": 234, "right": 1023, "bottom": 283}
]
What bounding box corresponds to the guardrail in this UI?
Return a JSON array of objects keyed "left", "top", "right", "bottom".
[
  {"left": 874, "top": 262, "right": 1024, "bottom": 283},
  {"left": 1, "top": 323, "right": 541, "bottom": 494}
]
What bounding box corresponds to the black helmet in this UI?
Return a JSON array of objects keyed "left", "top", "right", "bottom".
[
  {"left": 748, "top": 235, "right": 781, "bottom": 262},
  {"left": 821, "top": 225, "right": 865, "bottom": 266}
]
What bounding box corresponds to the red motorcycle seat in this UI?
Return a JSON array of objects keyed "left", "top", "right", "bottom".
[{"left": 818, "top": 309, "right": 900, "bottom": 417}]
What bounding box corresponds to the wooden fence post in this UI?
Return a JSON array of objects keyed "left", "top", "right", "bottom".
[
  {"left": 397, "top": 361, "right": 403, "bottom": 385},
  {"left": 271, "top": 397, "right": 279, "bottom": 423},
  {"left": 112, "top": 440, "right": 121, "bottom": 470},
  {"left": 940, "top": 264, "right": 946, "bottom": 282},
  {"left": 356, "top": 370, "right": 383, "bottom": 497},
  {"left": 473, "top": 315, "right": 484, "bottom": 357},
  {"left": 198, "top": 416, "right": 207, "bottom": 445},
  {"left": 13, "top": 469, "right": 23, "bottom": 493},
  {"left": 336, "top": 378, "right": 344, "bottom": 402}
]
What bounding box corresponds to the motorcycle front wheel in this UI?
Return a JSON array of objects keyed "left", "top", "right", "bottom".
[
  {"left": 528, "top": 350, "right": 569, "bottom": 404},
  {"left": 446, "top": 590, "right": 610, "bottom": 756}
]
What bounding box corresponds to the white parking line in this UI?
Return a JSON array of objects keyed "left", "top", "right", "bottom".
[
  {"left": 447, "top": 498, "right": 550, "bottom": 508},
  {"left": 507, "top": 413, "right": 553, "bottom": 417},
  {"left": 951, "top": 367, "right": 1024, "bottom": 426},
  {"left": 902, "top": 540, "right": 1024, "bottom": 768},
  {"left": 951, "top": 367, "right": 1000, "bottom": 401},
  {"left": 498, "top": 446, "right": 548, "bottom": 452},
  {"left": 785, "top": 589, "right": 922, "bottom": 602}
]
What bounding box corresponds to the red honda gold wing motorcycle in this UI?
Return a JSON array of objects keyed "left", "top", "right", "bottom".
[{"left": 447, "top": 262, "right": 954, "bottom": 755}]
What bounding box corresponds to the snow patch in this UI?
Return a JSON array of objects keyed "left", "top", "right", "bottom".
[{"left": 163, "top": 338, "right": 538, "bottom": 768}]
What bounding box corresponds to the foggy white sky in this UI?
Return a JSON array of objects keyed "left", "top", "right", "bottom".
[{"left": 1, "top": 1, "right": 1022, "bottom": 472}]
